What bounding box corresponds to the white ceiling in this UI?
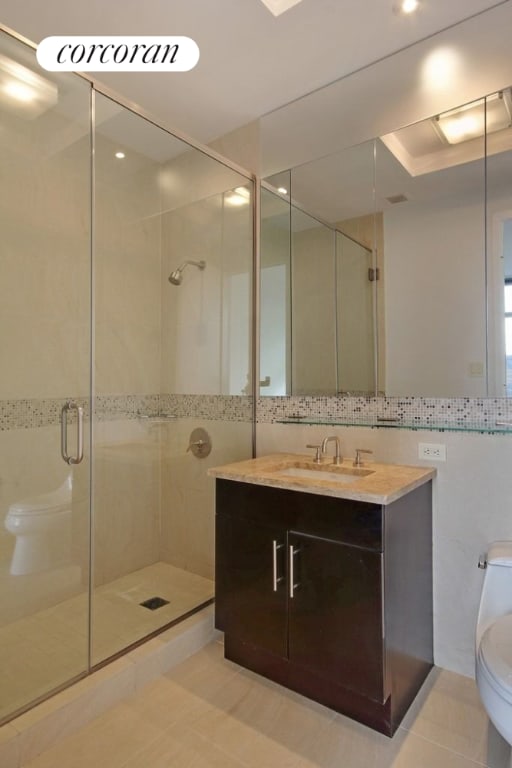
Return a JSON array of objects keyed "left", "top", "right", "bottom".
[{"left": 0, "top": 0, "right": 508, "bottom": 146}]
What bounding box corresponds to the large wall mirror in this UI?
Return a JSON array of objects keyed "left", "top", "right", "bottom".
[{"left": 260, "top": 90, "right": 512, "bottom": 398}]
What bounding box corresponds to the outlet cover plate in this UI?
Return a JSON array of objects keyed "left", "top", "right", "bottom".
[{"left": 418, "top": 442, "right": 446, "bottom": 461}]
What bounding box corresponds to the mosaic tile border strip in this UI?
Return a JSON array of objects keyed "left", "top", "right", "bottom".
[
  {"left": 0, "top": 394, "right": 253, "bottom": 431},
  {"left": 162, "top": 394, "right": 253, "bottom": 422},
  {"left": 0, "top": 397, "right": 90, "bottom": 432},
  {"left": 257, "top": 396, "right": 512, "bottom": 433},
  {"left": 6, "top": 393, "right": 512, "bottom": 433},
  {"left": 94, "top": 394, "right": 161, "bottom": 422}
]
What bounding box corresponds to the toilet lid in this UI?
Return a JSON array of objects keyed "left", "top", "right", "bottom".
[{"left": 479, "top": 614, "right": 512, "bottom": 702}]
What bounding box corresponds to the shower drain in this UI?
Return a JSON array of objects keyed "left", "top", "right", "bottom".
[{"left": 139, "top": 596, "right": 170, "bottom": 610}]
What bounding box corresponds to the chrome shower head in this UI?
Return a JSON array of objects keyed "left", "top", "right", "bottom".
[
  {"left": 168, "top": 269, "right": 184, "bottom": 286},
  {"left": 168, "top": 259, "right": 206, "bottom": 285}
]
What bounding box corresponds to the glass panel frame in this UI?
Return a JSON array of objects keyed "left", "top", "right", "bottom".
[{"left": 0, "top": 29, "right": 92, "bottom": 723}]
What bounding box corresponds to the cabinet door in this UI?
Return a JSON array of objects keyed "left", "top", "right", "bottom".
[
  {"left": 215, "top": 513, "right": 288, "bottom": 658},
  {"left": 288, "top": 532, "right": 385, "bottom": 703}
]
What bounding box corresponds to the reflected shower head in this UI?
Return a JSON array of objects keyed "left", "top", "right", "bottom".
[{"left": 168, "top": 259, "right": 206, "bottom": 285}]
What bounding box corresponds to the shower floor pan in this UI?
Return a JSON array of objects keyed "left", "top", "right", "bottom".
[{"left": 0, "top": 562, "right": 213, "bottom": 722}]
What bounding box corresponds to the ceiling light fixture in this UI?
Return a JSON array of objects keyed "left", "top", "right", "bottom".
[
  {"left": 381, "top": 89, "right": 512, "bottom": 177},
  {"left": 225, "top": 186, "right": 251, "bottom": 206},
  {"left": 434, "top": 90, "right": 512, "bottom": 145},
  {"left": 401, "top": 0, "right": 419, "bottom": 13},
  {"left": 115, "top": 151, "right": 126, "bottom": 159},
  {"left": 277, "top": 186, "right": 288, "bottom": 195},
  {"left": 259, "top": 0, "right": 303, "bottom": 17}
]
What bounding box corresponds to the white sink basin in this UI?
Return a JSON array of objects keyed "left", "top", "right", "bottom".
[{"left": 274, "top": 464, "right": 374, "bottom": 484}]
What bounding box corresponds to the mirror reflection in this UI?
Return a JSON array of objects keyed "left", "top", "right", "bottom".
[{"left": 261, "top": 91, "right": 512, "bottom": 398}]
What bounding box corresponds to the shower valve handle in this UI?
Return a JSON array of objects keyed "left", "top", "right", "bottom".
[
  {"left": 186, "top": 428, "right": 212, "bottom": 459},
  {"left": 187, "top": 439, "right": 204, "bottom": 450}
]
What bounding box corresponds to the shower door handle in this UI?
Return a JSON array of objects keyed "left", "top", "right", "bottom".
[{"left": 61, "top": 402, "right": 84, "bottom": 465}]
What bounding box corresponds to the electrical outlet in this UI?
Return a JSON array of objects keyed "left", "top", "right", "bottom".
[{"left": 418, "top": 442, "right": 446, "bottom": 461}]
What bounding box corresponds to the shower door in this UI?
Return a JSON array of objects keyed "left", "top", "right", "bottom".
[
  {"left": 91, "top": 91, "right": 254, "bottom": 666},
  {"left": 0, "top": 30, "right": 92, "bottom": 722}
]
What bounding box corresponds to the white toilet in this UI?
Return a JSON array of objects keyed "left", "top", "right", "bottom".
[
  {"left": 476, "top": 541, "right": 512, "bottom": 746},
  {"left": 4, "top": 475, "right": 73, "bottom": 576}
]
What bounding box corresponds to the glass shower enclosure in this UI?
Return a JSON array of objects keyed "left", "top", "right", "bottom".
[{"left": 0, "top": 28, "right": 254, "bottom": 722}]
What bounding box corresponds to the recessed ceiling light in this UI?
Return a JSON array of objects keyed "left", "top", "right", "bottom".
[
  {"left": 259, "top": 0, "right": 303, "bottom": 17},
  {"left": 115, "top": 151, "right": 125, "bottom": 159},
  {"left": 402, "top": 0, "right": 419, "bottom": 12},
  {"left": 399, "top": 0, "right": 419, "bottom": 13},
  {"left": 277, "top": 187, "right": 288, "bottom": 195}
]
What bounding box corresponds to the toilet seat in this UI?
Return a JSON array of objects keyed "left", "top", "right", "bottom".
[
  {"left": 478, "top": 614, "right": 512, "bottom": 704},
  {"left": 9, "top": 499, "right": 70, "bottom": 516},
  {"left": 8, "top": 478, "right": 72, "bottom": 517}
]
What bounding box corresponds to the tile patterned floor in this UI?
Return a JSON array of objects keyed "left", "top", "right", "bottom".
[
  {"left": 21, "top": 640, "right": 512, "bottom": 768},
  {"left": 0, "top": 563, "right": 213, "bottom": 722}
]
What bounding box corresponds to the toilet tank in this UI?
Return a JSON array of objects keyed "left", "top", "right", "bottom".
[{"left": 477, "top": 541, "right": 512, "bottom": 645}]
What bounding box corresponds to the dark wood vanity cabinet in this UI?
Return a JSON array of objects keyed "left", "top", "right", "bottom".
[
  {"left": 215, "top": 478, "right": 433, "bottom": 737},
  {"left": 215, "top": 512, "right": 288, "bottom": 658},
  {"left": 287, "top": 532, "right": 385, "bottom": 703}
]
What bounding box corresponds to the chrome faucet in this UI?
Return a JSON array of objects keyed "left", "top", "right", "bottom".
[{"left": 321, "top": 436, "right": 342, "bottom": 465}]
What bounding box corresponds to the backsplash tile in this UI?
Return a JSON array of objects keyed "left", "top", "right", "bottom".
[{"left": 257, "top": 396, "right": 512, "bottom": 433}]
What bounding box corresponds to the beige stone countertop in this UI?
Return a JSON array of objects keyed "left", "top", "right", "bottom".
[{"left": 208, "top": 453, "right": 436, "bottom": 505}]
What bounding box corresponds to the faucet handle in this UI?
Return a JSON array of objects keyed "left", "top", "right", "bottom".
[
  {"left": 354, "top": 448, "right": 373, "bottom": 467},
  {"left": 306, "top": 444, "right": 322, "bottom": 463}
]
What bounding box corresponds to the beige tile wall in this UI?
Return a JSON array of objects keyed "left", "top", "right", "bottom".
[
  {"left": 160, "top": 193, "right": 252, "bottom": 396},
  {"left": 93, "top": 424, "right": 161, "bottom": 587},
  {"left": 161, "top": 197, "right": 224, "bottom": 395},
  {"left": 0, "top": 107, "right": 91, "bottom": 401},
  {"left": 94, "top": 138, "right": 162, "bottom": 396},
  {"left": 159, "top": 145, "right": 250, "bottom": 215},
  {"left": 159, "top": 418, "right": 253, "bottom": 581}
]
